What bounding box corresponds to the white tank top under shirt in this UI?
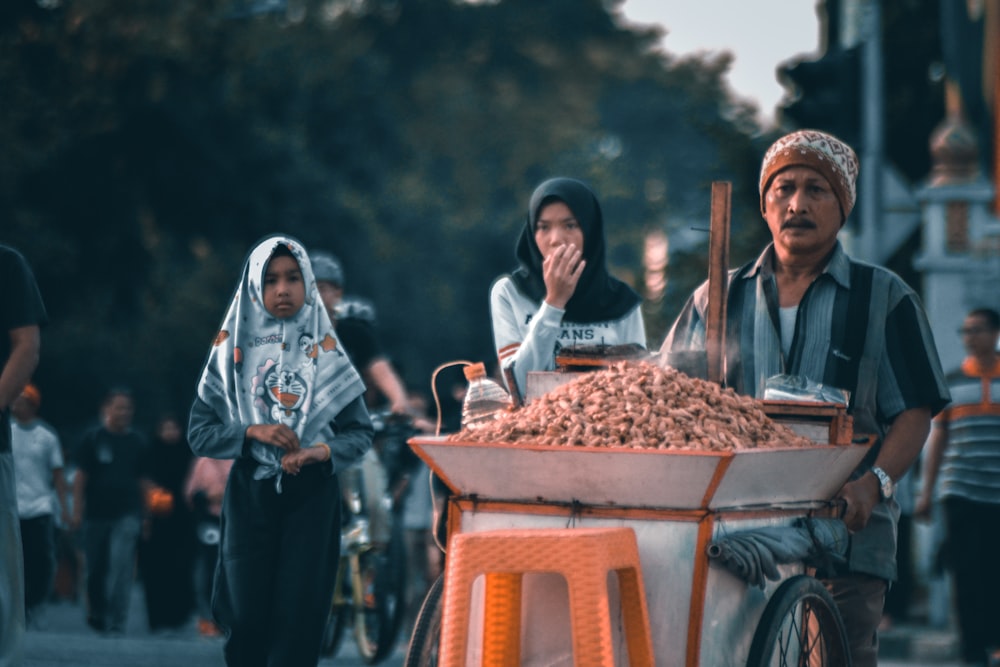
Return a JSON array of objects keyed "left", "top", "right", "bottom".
[{"left": 779, "top": 306, "right": 797, "bottom": 361}]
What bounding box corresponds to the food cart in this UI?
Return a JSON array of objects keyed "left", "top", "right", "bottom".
[
  {"left": 403, "top": 183, "right": 865, "bottom": 667},
  {"left": 403, "top": 367, "right": 867, "bottom": 667}
]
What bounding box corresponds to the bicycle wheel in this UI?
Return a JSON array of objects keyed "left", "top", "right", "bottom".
[
  {"left": 348, "top": 541, "right": 406, "bottom": 665},
  {"left": 382, "top": 525, "right": 410, "bottom": 652},
  {"left": 356, "top": 526, "right": 409, "bottom": 665},
  {"left": 746, "top": 574, "right": 851, "bottom": 667},
  {"left": 404, "top": 573, "right": 443, "bottom": 667},
  {"left": 319, "top": 562, "right": 350, "bottom": 657},
  {"left": 320, "top": 603, "right": 350, "bottom": 657}
]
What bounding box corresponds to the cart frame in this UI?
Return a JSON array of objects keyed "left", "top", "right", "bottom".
[{"left": 404, "top": 439, "right": 856, "bottom": 667}]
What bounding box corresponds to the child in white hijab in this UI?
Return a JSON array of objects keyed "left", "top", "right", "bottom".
[{"left": 188, "top": 234, "right": 373, "bottom": 667}]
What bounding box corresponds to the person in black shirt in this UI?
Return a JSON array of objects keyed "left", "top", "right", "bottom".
[
  {"left": 137, "top": 414, "right": 195, "bottom": 633},
  {"left": 0, "top": 244, "right": 47, "bottom": 665},
  {"left": 71, "top": 387, "right": 147, "bottom": 635},
  {"left": 310, "top": 251, "right": 411, "bottom": 415},
  {"left": 309, "top": 250, "right": 437, "bottom": 624}
]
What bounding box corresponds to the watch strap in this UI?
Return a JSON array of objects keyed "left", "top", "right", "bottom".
[{"left": 870, "top": 466, "right": 893, "bottom": 501}]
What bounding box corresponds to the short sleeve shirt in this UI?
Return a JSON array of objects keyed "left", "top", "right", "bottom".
[
  {"left": 661, "top": 242, "right": 951, "bottom": 580},
  {"left": 12, "top": 419, "right": 64, "bottom": 518},
  {"left": 75, "top": 426, "right": 147, "bottom": 519},
  {"left": 0, "top": 245, "right": 48, "bottom": 365},
  {"left": 1, "top": 245, "right": 47, "bottom": 453},
  {"left": 336, "top": 317, "right": 383, "bottom": 372}
]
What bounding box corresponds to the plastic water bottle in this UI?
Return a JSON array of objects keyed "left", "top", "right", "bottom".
[{"left": 460, "top": 362, "right": 512, "bottom": 430}]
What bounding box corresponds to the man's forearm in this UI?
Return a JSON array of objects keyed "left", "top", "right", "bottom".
[
  {"left": 71, "top": 469, "right": 87, "bottom": 527},
  {"left": 874, "top": 406, "right": 932, "bottom": 482},
  {"left": 919, "top": 426, "right": 947, "bottom": 499},
  {"left": 0, "top": 326, "right": 40, "bottom": 408},
  {"left": 367, "top": 358, "right": 409, "bottom": 412},
  {"left": 53, "top": 469, "right": 71, "bottom": 518}
]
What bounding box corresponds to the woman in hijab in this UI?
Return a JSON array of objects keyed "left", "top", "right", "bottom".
[
  {"left": 187, "top": 234, "right": 373, "bottom": 667},
  {"left": 491, "top": 177, "right": 647, "bottom": 398},
  {"left": 137, "top": 413, "right": 195, "bottom": 634}
]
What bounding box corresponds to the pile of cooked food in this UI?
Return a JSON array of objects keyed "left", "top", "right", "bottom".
[{"left": 449, "top": 361, "right": 816, "bottom": 451}]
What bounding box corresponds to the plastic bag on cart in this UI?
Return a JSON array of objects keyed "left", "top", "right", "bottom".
[
  {"left": 763, "top": 374, "right": 850, "bottom": 405},
  {"left": 705, "top": 517, "right": 849, "bottom": 588}
]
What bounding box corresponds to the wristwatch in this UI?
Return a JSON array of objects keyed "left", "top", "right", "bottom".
[{"left": 870, "top": 466, "right": 894, "bottom": 501}]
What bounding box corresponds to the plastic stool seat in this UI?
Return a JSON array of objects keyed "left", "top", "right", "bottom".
[{"left": 439, "top": 526, "right": 654, "bottom": 667}]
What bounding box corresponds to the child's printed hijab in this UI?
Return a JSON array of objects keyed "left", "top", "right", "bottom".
[
  {"left": 196, "top": 234, "right": 365, "bottom": 488},
  {"left": 509, "top": 177, "right": 641, "bottom": 323}
]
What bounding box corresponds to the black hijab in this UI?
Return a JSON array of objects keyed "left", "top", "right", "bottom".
[{"left": 509, "top": 177, "right": 641, "bottom": 323}]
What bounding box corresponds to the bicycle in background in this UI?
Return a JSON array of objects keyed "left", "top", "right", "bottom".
[{"left": 320, "top": 410, "right": 420, "bottom": 664}]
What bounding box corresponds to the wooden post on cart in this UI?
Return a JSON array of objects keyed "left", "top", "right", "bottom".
[{"left": 705, "top": 181, "right": 731, "bottom": 385}]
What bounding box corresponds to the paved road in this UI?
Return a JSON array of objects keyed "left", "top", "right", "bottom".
[
  {"left": 22, "top": 584, "right": 964, "bottom": 666},
  {"left": 22, "top": 585, "right": 406, "bottom": 667}
]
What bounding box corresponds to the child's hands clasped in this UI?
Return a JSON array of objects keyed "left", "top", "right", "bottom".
[
  {"left": 281, "top": 444, "right": 331, "bottom": 475},
  {"left": 247, "top": 423, "right": 301, "bottom": 452},
  {"left": 247, "top": 424, "right": 332, "bottom": 474}
]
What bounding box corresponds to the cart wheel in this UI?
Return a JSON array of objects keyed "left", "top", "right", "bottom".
[
  {"left": 746, "top": 574, "right": 850, "bottom": 667},
  {"left": 404, "top": 573, "right": 443, "bottom": 667}
]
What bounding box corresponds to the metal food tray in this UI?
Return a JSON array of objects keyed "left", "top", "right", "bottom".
[{"left": 408, "top": 435, "right": 870, "bottom": 511}]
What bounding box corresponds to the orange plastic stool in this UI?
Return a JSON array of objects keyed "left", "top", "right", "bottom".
[{"left": 438, "top": 526, "right": 654, "bottom": 667}]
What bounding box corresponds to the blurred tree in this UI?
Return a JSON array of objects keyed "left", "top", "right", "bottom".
[
  {"left": 776, "top": 0, "right": 944, "bottom": 183},
  {"left": 778, "top": 45, "right": 862, "bottom": 147},
  {"left": 0, "top": 0, "right": 765, "bottom": 438}
]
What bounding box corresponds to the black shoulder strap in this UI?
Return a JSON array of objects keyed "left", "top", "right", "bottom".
[
  {"left": 825, "top": 262, "right": 874, "bottom": 409},
  {"left": 723, "top": 260, "right": 757, "bottom": 392}
]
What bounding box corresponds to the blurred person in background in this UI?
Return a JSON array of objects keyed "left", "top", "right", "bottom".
[
  {"left": 394, "top": 391, "right": 441, "bottom": 631},
  {"left": 0, "top": 243, "right": 47, "bottom": 667},
  {"left": 309, "top": 250, "right": 414, "bottom": 417},
  {"left": 71, "top": 386, "right": 148, "bottom": 636},
  {"left": 880, "top": 467, "right": 917, "bottom": 631},
  {"left": 916, "top": 307, "right": 1000, "bottom": 667},
  {"left": 11, "top": 382, "right": 69, "bottom": 629},
  {"left": 310, "top": 250, "right": 431, "bottom": 547},
  {"left": 184, "top": 455, "right": 233, "bottom": 638},
  {"left": 137, "top": 413, "right": 196, "bottom": 634}
]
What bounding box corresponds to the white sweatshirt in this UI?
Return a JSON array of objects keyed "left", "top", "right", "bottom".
[{"left": 490, "top": 276, "right": 647, "bottom": 398}]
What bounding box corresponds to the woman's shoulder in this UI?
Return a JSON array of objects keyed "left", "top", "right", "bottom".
[
  {"left": 490, "top": 274, "right": 514, "bottom": 292},
  {"left": 490, "top": 274, "right": 524, "bottom": 303},
  {"left": 491, "top": 274, "right": 544, "bottom": 308}
]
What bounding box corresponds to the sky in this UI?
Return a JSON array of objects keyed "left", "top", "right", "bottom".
[{"left": 620, "top": 0, "right": 822, "bottom": 125}]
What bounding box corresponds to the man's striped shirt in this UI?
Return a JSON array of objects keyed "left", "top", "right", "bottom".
[
  {"left": 661, "top": 242, "right": 950, "bottom": 443},
  {"left": 660, "top": 241, "right": 950, "bottom": 580},
  {"left": 934, "top": 357, "right": 1000, "bottom": 505}
]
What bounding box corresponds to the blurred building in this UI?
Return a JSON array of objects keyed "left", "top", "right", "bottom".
[{"left": 779, "top": 0, "right": 999, "bottom": 373}]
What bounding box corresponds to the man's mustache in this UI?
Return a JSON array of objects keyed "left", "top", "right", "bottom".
[{"left": 781, "top": 216, "right": 816, "bottom": 230}]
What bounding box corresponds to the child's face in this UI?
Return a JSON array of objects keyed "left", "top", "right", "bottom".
[{"left": 263, "top": 254, "right": 306, "bottom": 319}]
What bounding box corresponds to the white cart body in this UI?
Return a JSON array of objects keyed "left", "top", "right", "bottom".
[{"left": 409, "top": 437, "right": 868, "bottom": 667}]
